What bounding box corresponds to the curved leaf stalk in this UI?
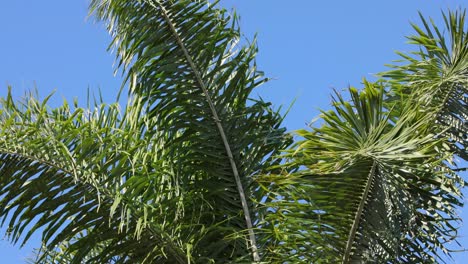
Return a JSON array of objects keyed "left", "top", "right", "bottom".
[
  {"left": 342, "top": 161, "right": 377, "bottom": 264},
  {"left": 144, "top": 0, "right": 260, "bottom": 261}
]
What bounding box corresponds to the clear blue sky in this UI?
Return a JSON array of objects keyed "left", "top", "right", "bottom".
[{"left": 0, "top": 0, "right": 466, "bottom": 262}]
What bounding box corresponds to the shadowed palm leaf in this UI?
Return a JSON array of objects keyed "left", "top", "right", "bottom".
[{"left": 89, "top": 0, "right": 291, "bottom": 262}]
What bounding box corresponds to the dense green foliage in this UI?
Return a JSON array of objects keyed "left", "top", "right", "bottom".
[{"left": 0, "top": 1, "right": 466, "bottom": 263}]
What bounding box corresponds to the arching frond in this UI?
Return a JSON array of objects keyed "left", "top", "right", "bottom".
[
  {"left": 2, "top": 1, "right": 465, "bottom": 263},
  {"left": 0, "top": 91, "right": 194, "bottom": 263},
  {"left": 258, "top": 82, "right": 463, "bottom": 263},
  {"left": 89, "top": 0, "right": 290, "bottom": 262},
  {"left": 382, "top": 9, "right": 468, "bottom": 161}
]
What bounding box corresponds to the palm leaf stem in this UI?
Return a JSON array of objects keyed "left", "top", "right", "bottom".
[
  {"left": 145, "top": 0, "right": 260, "bottom": 261},
  {"left": 342, "top": 161, "right": 377, "bottom": 264}
]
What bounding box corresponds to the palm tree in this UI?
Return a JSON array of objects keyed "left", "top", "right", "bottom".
[{"left": 0, "top": 1, "right": 465, "bottom": 263}]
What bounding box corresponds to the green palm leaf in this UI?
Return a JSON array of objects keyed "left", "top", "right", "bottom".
[
  {"left": 1, "top": 1, "right": 466, "bottom": 263},
  {"left": 89, "top": 0, "right": 291, "bottom": 262},
  {"left": 258, "top": 82, "right": 463, "bottom": 263},
  {"left": 382, "top": 9, "right": 468, "bottom": 162},
  {"left": 0, "top": 91, "right": 199, "bottom": 263},
  {"left": 1, "top": 0, "right": 290, "bottom": 261},
  {"left": 0, "top": 0, "right": 293, "bottom": 262}
]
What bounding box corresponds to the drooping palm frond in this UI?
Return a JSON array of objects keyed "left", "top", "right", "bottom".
[
  {"left": 258, "top": 82, "right": 464, "bottom": 263},
  {"left": 382, "top": 9, "right": 468, "bottom": 161},
  {"left": 26, "top": 232, "right": 113, "bottom": 263},
  {"left": 89, "top": 0, "right": 290, "bottom": 262},
  {"left": 0, "top": 90, "right": 200, "bottom": 263}
]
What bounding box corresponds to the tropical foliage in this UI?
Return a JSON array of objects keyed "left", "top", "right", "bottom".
[{"left": 0, "top": 1, "right": 466, "bottom": 263}]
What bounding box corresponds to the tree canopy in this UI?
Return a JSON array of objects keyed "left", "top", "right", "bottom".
[{"left": 0, "top": 1, "right": 466, "bottom": 263}]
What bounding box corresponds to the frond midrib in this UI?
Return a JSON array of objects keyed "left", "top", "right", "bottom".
[
  {"left": 143, "top": 0, "right": 260, "bottom": 261},
  {"left": 342, "top": 161, "right": 377, "bottom": 264}
]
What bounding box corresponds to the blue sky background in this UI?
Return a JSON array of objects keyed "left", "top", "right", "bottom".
[{"left": 0, "top": 0, "right": 467, "bottom": 262}]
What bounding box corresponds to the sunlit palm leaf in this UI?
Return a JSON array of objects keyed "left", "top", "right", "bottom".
[
  {"left": 382, "top": 9, "right": 468, "bottom": 162},
  {"left": 2, "top": 1, "right": 466, "bottom": 263},
  {"left": 258, "top": 82, "right": 463, "bottom": 263},
  {"left": 0, "top": 91, "right": 193, "bottom": 263}
]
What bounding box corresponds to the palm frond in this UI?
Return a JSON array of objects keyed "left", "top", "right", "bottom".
[
  {"left": 382, "top": 9, "right": 468, "bottom": 161},
  {"left": 258, "top": 82, "right": 464, "bottom": 263},
  {"left": 2, "top": 1, "right": 465, "bottom": 263},
  {"left": 0, "top": 90, "right": 195, "bottom": 263},
  {"left": 89, "top": 0, "right": 290, "bottom": 262}
]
